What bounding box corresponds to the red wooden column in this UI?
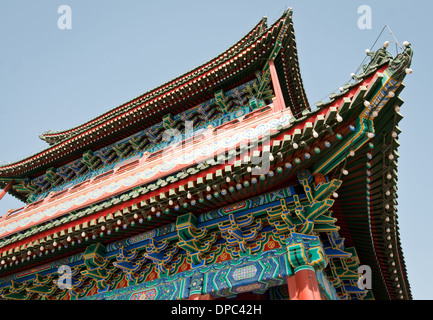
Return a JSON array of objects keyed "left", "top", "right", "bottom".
[
  {"left": 295, "top": 267, "right": 322, "bottom": 300},
  {"left": 268, "top": 59, "right": 290, "bottom": 115},
  {"left": 286, "top": 274, "right": 299, "bottom": 300},
  {"left": 287, "top": 267, "right": 322, "bottom": 300},
  {"left": 188, "top": 294, "right": 214, "bottom": 300},
  {"left": 0, "top": 180, "right": 14, "bottom": 202}
]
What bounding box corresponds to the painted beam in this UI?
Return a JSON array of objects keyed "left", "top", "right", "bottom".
[{"left": 0, "top": 180, "right": 14, "bottom": 202}]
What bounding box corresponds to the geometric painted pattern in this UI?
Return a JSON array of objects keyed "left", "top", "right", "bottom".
[
  {"left": 203, "top": 249, "right": 290, "bottom": 298},
  {"left": 235, "top": 283, "right": 263, "bottom": 293},
  {"left": 130, "top": 289, "right": 157, "bottom": 300},
  {"left": 79, "top": 248, "right": 290, "bottom": 300},
  {"left": 233, "top": 265, "right": 258, "bottom": 281}
]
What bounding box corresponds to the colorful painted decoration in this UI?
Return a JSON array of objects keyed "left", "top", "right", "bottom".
[{"left": 0, "top": 8, "right": 412, "bottom": 301}]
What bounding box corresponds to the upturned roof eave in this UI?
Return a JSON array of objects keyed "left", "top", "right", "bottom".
[
  {"left": 0, "top": 65, "right": 411, "bottom": 300},
  {"left": 38, "top": 17, "right": 269, "bottom": 145},
  {"left": 0, "top": 9, "right": 304, "bottom": 180},
  {"left": 38, "top": 12, "right": 294, "bottom": 143}
]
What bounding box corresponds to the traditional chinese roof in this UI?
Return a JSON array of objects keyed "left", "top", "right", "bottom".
[
  {"left": 0, "top": 9, "right": 413, "bottom": 301},
  {"left": 0, "top": 8, "right": 309, "bottom": 203}
]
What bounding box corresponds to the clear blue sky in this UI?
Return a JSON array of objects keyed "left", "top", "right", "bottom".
[{"left": 0, "top": 0, "right": 430, "bottom": 299}]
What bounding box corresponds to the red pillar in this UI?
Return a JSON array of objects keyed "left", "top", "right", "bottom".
[
  {"left": 268, "top": 59, "right": 290, "bottom": 115},
  {"left": 0, "top": 180, "right": 14, "bottom": 202},
  {"left": 286, "top": 275, "right": 299, "bottom": 300},
  {"left": 188, "top": 294, "right": 214, "bottom": 300},
  {"left": 287, "top": 268, "right": 322, "bottom": 300}
]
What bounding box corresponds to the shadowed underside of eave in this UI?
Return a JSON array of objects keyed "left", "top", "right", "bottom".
[{"left": 333, "top": 98, "right": 411, "bottom": 300}]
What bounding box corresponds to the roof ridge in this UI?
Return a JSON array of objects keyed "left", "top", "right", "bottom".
[
  {"left": 38, "top": 15, "right": 273, "bottom": 145},
  {"left": 0, "top": 9, "right": 300, "bottom": 183}
]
